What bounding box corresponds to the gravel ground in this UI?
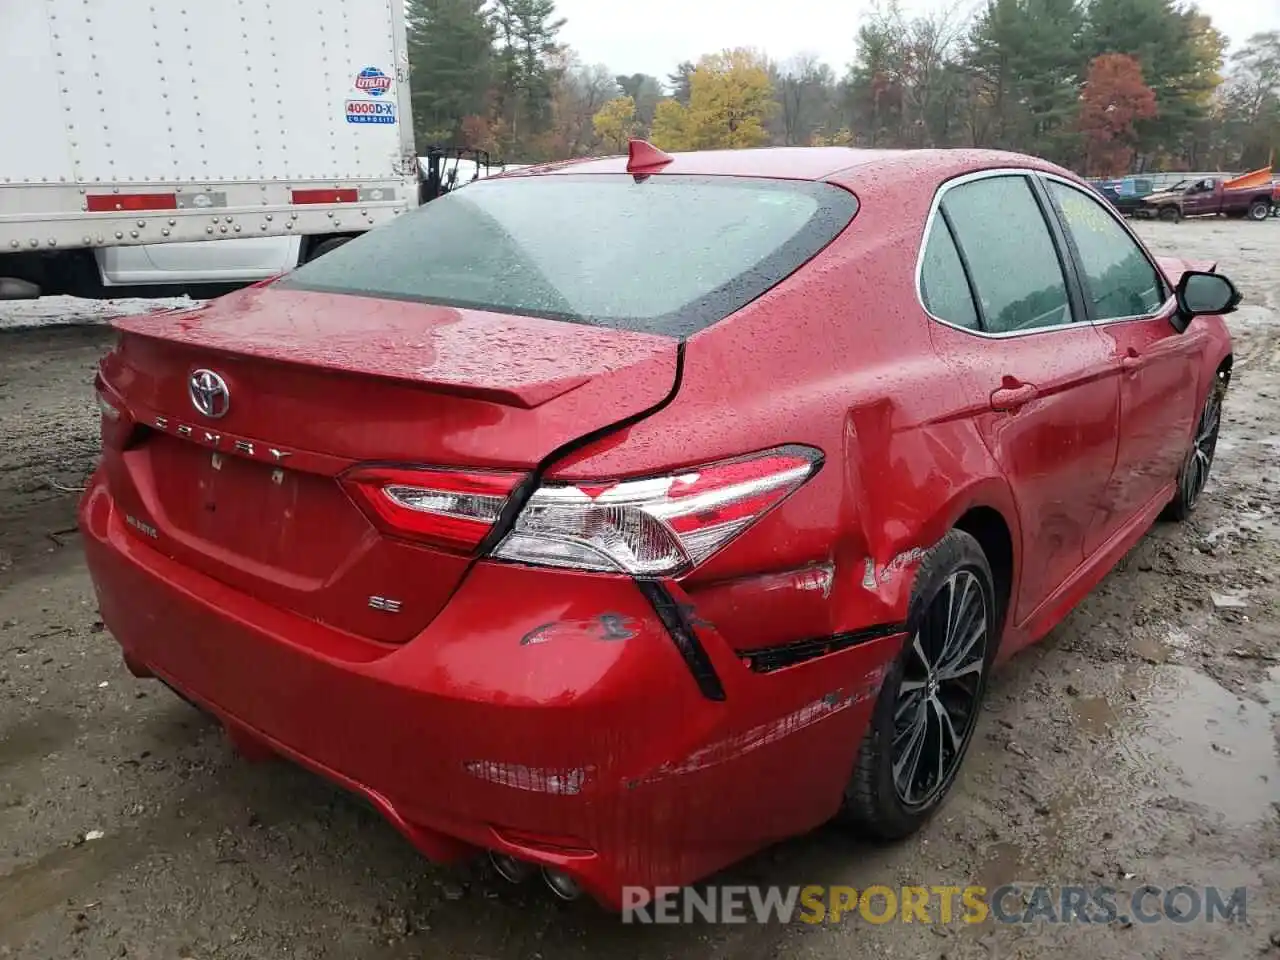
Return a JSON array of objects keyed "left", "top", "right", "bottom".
[
  {"left": 1, "top": 220, "right": 1278, "bottom": 960},
  {"left": 0, "top": 296, "right": 199, "bottom": 332}
]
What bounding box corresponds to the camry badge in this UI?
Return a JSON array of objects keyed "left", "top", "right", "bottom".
[{"left": 189, "top": 369, "right": 230, "bottom": 419}]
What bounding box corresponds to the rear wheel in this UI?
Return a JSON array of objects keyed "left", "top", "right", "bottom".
[
  {"left": 839, "top": 530, "right": 996, "bottom": 839},
  {"left": 1158, "top": 205, "right": 1181, "bottom": 222},
  {"left": 1165, "top": 373, "right": 1226, "bottom": 521},
  {"left": 1247, "top": 200, "right": 1270, "bottom": 222}
]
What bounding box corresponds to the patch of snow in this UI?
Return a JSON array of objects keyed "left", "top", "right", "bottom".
[{"left": 0, "top": 295, "right": 202, "bottom": 331}]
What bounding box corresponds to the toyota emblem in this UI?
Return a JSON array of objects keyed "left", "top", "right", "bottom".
[{"left": 188, "top": 369, "right": 230, "bottom": 419}]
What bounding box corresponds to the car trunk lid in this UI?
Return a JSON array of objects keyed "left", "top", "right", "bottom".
[{"left": 100, "top": 286, "right": 678, "bottom": 643}]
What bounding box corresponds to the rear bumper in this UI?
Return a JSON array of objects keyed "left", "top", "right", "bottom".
[{"left": 80, "top": 472, "right": 902, "bottom": 907}]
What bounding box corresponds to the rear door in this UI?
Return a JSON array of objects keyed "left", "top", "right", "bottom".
[
  {"left": 922, "top": 172, "right": 1121, "bottom": 626},
  {"left": 1039, "top": 176, "right": 1202, "bottom": 546}
]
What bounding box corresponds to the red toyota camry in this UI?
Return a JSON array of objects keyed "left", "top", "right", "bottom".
[{"left": 81, "top": 143, "right": 1240, "bottom": 908}]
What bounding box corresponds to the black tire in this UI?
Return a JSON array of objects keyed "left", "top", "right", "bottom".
[
  {"left": 1247, "top": 201, "right": 1270, "bottom": 222},
  {"left": 839, "top": 529, "right": 997, "bottom": 839},
  {"left": 1158, "top": 206, "right": 1181, "bottom": 222},
  {"left": 1164, "top": 372, "right": 1226, "bottom": 521},
  {"left": 306, "top": 237, "right": 352, "bottom": 262}
]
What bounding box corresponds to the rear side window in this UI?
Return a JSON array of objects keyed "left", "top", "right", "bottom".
[
  {"left": 280, "top": 174, "right": 858, "bottom": 338},
  {"left": 940, "top": 176, "right": 1073, "bottom": 334},
  {"left": 920, "top": 220, "right": 979, "bottom": 330}
]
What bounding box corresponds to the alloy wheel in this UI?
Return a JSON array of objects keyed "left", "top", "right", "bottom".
[
  {"left": 1181, "top": 384, "right": 1222, "bottom": 509},
  {"left": 891, "top": 570, "right": 989, "bottom": 808}
]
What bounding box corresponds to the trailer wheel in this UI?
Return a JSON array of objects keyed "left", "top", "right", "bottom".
[
  {"left": 1158, "top": 206, "right": 1181, "bottom": 222},
  {"left": 307, "top": 237, "right": 352, "bottom": 262},
  {"left": 1247, "top": 200, "right": 1270, "bottom": 222}
]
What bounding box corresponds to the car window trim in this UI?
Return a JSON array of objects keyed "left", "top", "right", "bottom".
[
  {"left": 1036, "top": 172, "right": 1176, "bottom": 327},
  {"left": 914, "top": 168, "right": 1083, "bottom": 340},
  {"left": 937, "top": 206, "right": 988, "bottom": 330},
  {"left": 1026, "top": 173, "right": 1091, "bottom": 328}
]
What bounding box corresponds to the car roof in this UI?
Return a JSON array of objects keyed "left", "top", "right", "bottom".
[{"left": 501, "top": 146, "right": 1076, "bottom": 191}]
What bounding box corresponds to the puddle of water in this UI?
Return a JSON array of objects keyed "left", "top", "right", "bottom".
[
  {"left": 1130, "top": 633, "right": 1171, "bottom": 664},
  {"left": 977, "top": 840, "right": 1025, "bottom": 891},
  {"left": 1115, "top": 665, "right": 1279, "bottom": 825},
  {"left": 1070, "top": 696, "right": 1118, "bottom": 737},
  {"left": 0, "top": 712, "right": 76, "bottom": 767}
]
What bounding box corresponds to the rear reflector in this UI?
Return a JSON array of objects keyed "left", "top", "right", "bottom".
[
  {"left": 86, "top": 193, "right": 178, "bottom": 213},
  {"left": 492, "top": 446, "right": 823, "bottom": 577},
  {"left": 343, "top": 466, "right": 525, "bottom": 552},
  {"left": 291, "top": 188, "right": 359, "bottom": 205}
]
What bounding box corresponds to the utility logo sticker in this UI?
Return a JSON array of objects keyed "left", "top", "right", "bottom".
[
  {"left": 345, "top": 99, "right": 396, "bottom": 125},
  {"left": 354, "top": 67, "right": 392, "bottom": 96}
]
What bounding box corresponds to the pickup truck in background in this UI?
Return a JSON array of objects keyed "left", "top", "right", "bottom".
[
  {"left": 0, "top": 0, "right": 418, "bottom": 300},
  {"left": 1141, "top": 168, "right": 1280, "bottom": 222}
]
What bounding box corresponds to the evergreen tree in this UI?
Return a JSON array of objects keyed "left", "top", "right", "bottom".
[
  {"left": 491, "top": 0, "right": 566, "bottom": 148},
  {"left": 405, "top": 0, "right": 494, "bottom": 146},
  {"left": 963, "top": 0, "right": 1084, "bottom": 162},
  {"left": 615, "top": 73, "right": 664, "bottom": 127},
  {"left": 668, "top": 62, "right": 696, "bottom": 105},
  {"left": 1080, "top": 0, "right": 1224, "bottom": 162}
]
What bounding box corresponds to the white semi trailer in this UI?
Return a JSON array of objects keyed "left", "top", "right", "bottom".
[{"left": 0, "top": 0, "right": 418, "bottom": 298}]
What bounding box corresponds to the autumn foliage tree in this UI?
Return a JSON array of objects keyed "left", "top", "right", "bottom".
[
  {"left": 649, "top": 49, "right": 775, "bottom": 151},
  {"left": 1078, "top": 54, "right": 1158, "bottom": 176},
  {"left": 592, "top": 96, "right": 638, "bottom": 151},
  {"left": 404, "top": 0, "right": 1253, "bottom": 169}
]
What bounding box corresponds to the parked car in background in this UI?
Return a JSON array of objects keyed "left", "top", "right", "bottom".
[
  {"left": 84, "top": 142, "right": 1240, "bottom": 908},
  {"left": 1095, "top": 175, "right": 1155, "bottom": 216}
]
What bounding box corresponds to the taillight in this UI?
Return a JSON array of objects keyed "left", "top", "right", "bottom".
[
  {"left": 343, "top": 466, "right": 525, "bottom": 552},
  {"left": 492, "top": 445, "right": 822, "bottom": 577},
  {"left": 95, "top": 374, "right": 133, "bottom": 448}
]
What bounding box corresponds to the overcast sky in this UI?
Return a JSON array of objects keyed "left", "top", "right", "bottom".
[{"left": 555, "top": 0, "right": 1276, "bottom": 82}]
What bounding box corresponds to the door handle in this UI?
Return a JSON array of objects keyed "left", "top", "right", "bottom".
[
  {"left": 1121, "top": 349, "right": 1144, "bottom": 373},
  {"left": 990, "top": 382, "right": 1038, "bottom": 412}
]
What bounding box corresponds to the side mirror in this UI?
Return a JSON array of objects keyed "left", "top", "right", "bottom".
[{"left": 1175, "top": 271, "right": 1241, "bottom": 324}]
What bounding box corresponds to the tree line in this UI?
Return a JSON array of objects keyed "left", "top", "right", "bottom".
[{"left": 406, "top": 0, "right": 1280, "bottom": 176}]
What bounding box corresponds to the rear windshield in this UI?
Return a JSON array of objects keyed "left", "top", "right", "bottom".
[{"left": 279, "top": 174, "right": 858, "bottom": 338}]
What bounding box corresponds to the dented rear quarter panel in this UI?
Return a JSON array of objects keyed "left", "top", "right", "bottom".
[{"left": 550, "top": 152, "right": 1029, "bottom": 658}]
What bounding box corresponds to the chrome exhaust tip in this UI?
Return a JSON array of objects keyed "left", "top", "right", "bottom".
[
  {"left": 541, "top": 866, "right": 582, "bottom": 901},
  {"left": 488, "top": 850, "right": 533, "bottom": 884}
]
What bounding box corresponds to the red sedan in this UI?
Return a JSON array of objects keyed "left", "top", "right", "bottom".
[{"left": 81, "top": 142, "right": 1240, "bottom": 908}]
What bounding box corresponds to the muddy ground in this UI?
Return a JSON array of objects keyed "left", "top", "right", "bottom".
[{"left": 1, "top": 220, "right": 1278, "bottom": 959}]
